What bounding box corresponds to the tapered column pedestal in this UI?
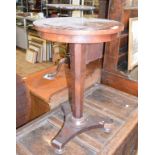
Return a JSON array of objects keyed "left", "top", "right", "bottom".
[{"left": 51, "top": 44, "right": 113, "bottom": 154}]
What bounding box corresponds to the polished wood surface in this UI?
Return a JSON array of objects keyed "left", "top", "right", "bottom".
[
  {"left": 34, "top": 17, "right": 124, "bottom": 43},
  {"left": 69, "top": 44, "right": 86, "bottom": 118},
  {"left": 17, "top": 84, "right": 138, "bottom": 155}
]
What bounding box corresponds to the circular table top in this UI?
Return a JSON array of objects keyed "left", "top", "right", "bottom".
[
  {"left": 34, "top": 17, "right": 124, "bottom": 43},
  {"left": 46, "top": 4, "right": 95, "bottom": 11}
]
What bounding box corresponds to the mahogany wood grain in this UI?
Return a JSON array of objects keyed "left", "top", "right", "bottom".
[
  {"left": 40, "top": 32, "right": 118, "bottom": 44},
  {"left": 34, "top": 17, "right": 124, "bottom": 44},
  {"left": 69, "top": 44, "right": 86, "bottom": 118}
]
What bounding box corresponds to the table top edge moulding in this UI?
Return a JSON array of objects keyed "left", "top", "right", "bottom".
[{"left": 33, "top": 17, "right": 124, "bottom": 43}]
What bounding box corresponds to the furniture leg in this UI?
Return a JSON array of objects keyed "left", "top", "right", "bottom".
[
  {"left": 69, "top": 43, "right": 86, "bottom": 118},
  {"left": 51, "top": 44, "right": 113, "bottom": 153}
]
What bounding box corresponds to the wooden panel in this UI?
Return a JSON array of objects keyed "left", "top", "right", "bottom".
[
  {"left": 101, "top": 70, "right": 138, "bottom": 96},
  {"left": 16, "top": 75, "right": 31, "bottom": 128},
  {"left": 103, "top": 38, "right": 120, "bottom": 72},
  {"left": 29, "top": 93, "right": 50, "bottom": 121},
  {"left": 86, "top": 44, "right": 103, "bottom": 64},
  {"left": 17, "top": 84, "right": 138, "bottom": 155}
]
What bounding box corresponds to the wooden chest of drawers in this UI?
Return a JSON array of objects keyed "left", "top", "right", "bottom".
[{"left": 17, "top": 84, "right": 138, "bottom": 155}]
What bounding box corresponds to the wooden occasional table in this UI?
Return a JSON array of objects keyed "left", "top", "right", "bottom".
[{"left": 34, "top": 17, "right": 124, "bottom": 153}]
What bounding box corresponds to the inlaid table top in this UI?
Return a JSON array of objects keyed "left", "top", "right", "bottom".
[
  {"left": 46, "top": 4, "right": 95, "bottom": 11},
  {"left": 33, "top": 17, "right": 124, "bottom": 43}
]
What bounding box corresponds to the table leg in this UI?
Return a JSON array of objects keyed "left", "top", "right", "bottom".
[
  {"left": 69, "top": 43, "right": 86, "bottom": 119},
  {"left": 51, "top": 43, "right": 113, "bottom": 154}
]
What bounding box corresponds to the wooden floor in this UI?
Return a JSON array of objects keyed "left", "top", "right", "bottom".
[{"left": 16, "top": 48, "right": 53, "bottom": 77}]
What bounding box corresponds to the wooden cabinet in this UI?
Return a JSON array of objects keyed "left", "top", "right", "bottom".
[{"left": 98, "top": 0, "right": 138, "bottom": 96}]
